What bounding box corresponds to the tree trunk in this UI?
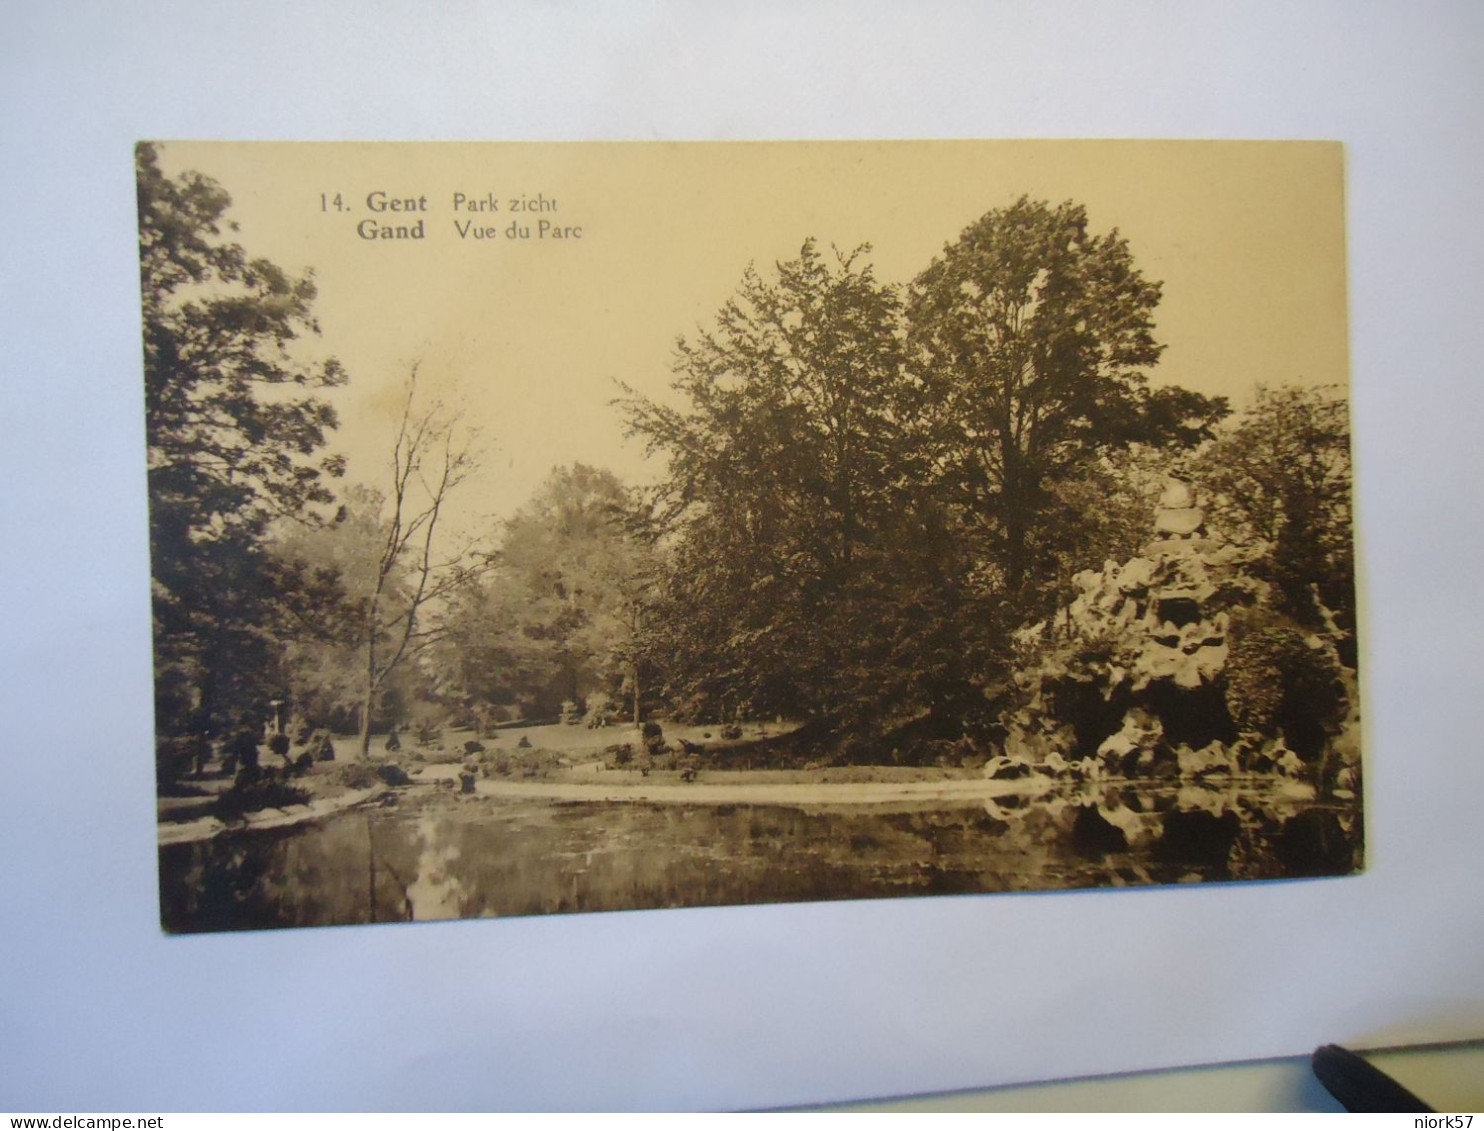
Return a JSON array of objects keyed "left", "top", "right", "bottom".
[
  {"left": 631, "top": 658, "right": 641, "bottom": 727},
  {"left": 1004, "top": 516, "right": 1027, "bottom": 596},
  {"left": 358, "top": 683, "right": 374, "bottom": 757},
  {"left": 359, "top": 618, "right": 378, "bottom": 757},
  {"left": 998, "top": 439, "right": 1033, "bottom": 599}
]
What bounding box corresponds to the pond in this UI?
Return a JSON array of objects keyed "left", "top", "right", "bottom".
[{"left": 158, "top": 781, "right": 1362, "bottom": 932}]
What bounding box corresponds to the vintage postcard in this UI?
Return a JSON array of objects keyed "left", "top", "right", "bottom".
[{"left": 142, "top": 140, "right": 1360, "bottom": 932}]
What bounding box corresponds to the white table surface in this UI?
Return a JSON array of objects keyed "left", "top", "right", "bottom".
[{"left": 811, "top": 1042, "right": 1484, "bottom": 1112}]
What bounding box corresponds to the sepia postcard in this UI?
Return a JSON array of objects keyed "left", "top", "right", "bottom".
[{"left": 141, "top": 140, "right": 1361, "bottom": 932}]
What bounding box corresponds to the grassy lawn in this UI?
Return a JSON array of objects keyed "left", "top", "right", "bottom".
[{"left": 371, "top": 719, "right": 800, "bottom": 762}]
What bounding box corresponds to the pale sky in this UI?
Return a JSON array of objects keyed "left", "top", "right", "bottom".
[{"left": 154, "top": 140, "right": 1349, "bottom": 534}]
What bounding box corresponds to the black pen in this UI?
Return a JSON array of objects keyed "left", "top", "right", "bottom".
[{"left": 1313, "top": 1044, "right": 1435, "bottom": 1113}]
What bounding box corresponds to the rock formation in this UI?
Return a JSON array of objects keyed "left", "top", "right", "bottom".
[{"left": 996, "top": 475, "right": 1346, "bottom": 782}]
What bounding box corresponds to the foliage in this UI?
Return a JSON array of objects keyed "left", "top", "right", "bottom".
[
  {"left": 636, "top": 239, "right": 914, "bottom": 574},
  {"left": 273, "top": 470, "right": 457, "bottom": 742},
  {"left": 1224, "top": 610, "right": 1346, "bottom": 756},
  {"left": 138, "top": 142, "right": 346, "bottom": 741},
  {"left": 623, "top": 218, "right": 1225, "bottom": 738},
  {"left": 621, "top": 240, "right": 935, "bottom": 727},
  {"left": 906, "top": 196, "right": 1228, "bottom": 603},
  {"left": 433, "top": 464, "right": 658, "bottom": 722},
  {"left": 212, "top": 776, "right": 311, "bottom": 821},
  {"left": 341, "top": 370, "right": 484, "bottom": 754},
  {"left": 155, "top": 734, "right": 209, "bottom": 790},
  {"left": 1197, "top": 384, "right": 1354, "bottom": 650},
  {"left": 267, "top": 369, "right": 484, "bottom": 753},
  {"left": 1030, "top": 444, "right": 1180, "bottom": 623},
  {"left": 271, "top": 483, "right": 392, "bottom": 727}
]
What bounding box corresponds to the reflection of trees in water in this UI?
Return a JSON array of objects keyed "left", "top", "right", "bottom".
[
  {"left": 160, "top": 786, "right": 1363, "bottom": 932},
  {"left": 162, "top": 805, "right": 439, "bottom": 929},
  {"left": 401, "top": 814, "right": 471, "bottom": 921},
  {"left": 977, "top": 779, "right": 1360, "bottom": 887},
  {"left": 160, "top": 841, "right": 280, "bottom": 932}
]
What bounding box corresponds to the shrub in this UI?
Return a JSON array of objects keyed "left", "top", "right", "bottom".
[
  {"left": 155, "top": 735, "right": 208, "bottom": 786},
  {"left": 213, "top": 778, "right": 310, "bottom": 821},
  {"left": 376, "top": 763, "right": 413, "bottom": 787},
  {"left": 1225, "top": 615, "right": 1345, "bottom": 759},
  {"left": 339, "top": 765, "right": 376, "bottom": 789}
]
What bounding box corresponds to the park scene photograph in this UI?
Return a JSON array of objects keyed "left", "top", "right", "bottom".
[{"left": 141, "top": 140, "right": 1361, "bottom": 932}]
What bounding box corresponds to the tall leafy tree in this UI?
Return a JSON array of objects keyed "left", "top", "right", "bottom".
[
  {"left": 271, "top": 484, "right": 404, "bottom": 731},
  {"left": 138, "top": 142, "right": 346, "bottom": 740},
  {"left": 1196, "top": 384, "right": 1355, "bottom": 655},
  {"left": 906, "top": 197, "right": 1227, "bottom": 610},
  {"left": 621, "top": 241, "right": 925, "bottom": 725},
  {"left": 433, "top": 464, "right": 658, "bottom": 723},
  {"left": 625, "top": 210, "right": 1227, "bottom": 743},
  {"left": 627, "top": 241, "right": 910, "bottom": 575}
]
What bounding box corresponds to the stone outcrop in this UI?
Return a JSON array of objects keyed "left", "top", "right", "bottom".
[{"left": 994, "top": 476, "right": 1336, "bottom": 782}]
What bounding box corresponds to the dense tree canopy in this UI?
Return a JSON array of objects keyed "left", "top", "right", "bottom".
[
  {"left": 622, "top": 241, "right": 936, "bottom": 725},
  {"left": 139, "top": 142, "right": 345, "bottom": 737},
  {"left": 433, "top": 464, "right": 658, "bottom": 723},
  {"left": 1197, "top": 384, "right": 1355, "bottom": 655},
  {"left": 624, "top": 241, "right": 911, "bottom": 572},
  {"left": 623, "top": 210, "right": 1229, "bottom": 736},
  {"left": 907, "top": 197, "right": 1227, "bottom": 603},
  {"left": 271, "top": 484, "right": 410, "bottom": 733},
  {"left": 141, "top": 154, "right": 1347, "bottom": 781}
]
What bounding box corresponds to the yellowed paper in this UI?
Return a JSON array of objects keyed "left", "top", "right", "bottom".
[{"left": 141, "top": 140, "right": 1359, "bottom": 932}]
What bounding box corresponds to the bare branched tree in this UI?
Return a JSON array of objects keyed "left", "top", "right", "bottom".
[{"left": 356, "top": 365, "right": 484, "bottom": 755}]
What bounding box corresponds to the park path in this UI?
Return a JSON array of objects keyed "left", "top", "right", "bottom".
[
  {"left": 464, "top": 774, "right": 1032, "bottom": 807},
  {"left": 158, "top": 771, "right": 1042, "bottom": 846}
]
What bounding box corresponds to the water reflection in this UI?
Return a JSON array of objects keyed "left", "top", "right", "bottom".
[{"left": 159, "top": 782, "right": 1362, "bottom": 932}]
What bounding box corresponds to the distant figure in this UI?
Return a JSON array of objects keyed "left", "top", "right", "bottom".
[
  {"left": 224, "top": 726, "right": 260, "bottom": 773},
  {"left": 190, "top": 735, "right": 211, "bottom": 777},
  {"left": 311, "top": 729, "right": 336, "bottom": 762},
  {"left": 385, "top": 726, "right": 402, "bottom": 753}
]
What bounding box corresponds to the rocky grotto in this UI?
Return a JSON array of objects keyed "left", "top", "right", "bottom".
[{"left": 991, "top": 477, "right": 1361, "bottom": 799}]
